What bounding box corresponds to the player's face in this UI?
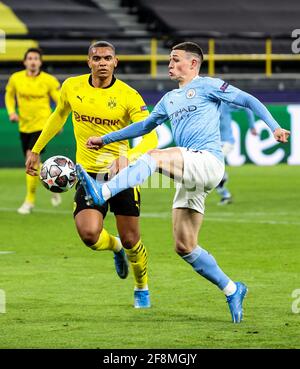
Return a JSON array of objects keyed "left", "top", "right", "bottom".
[
  {"left": 168, "top": 50, "right": 197, "bottom": 82},
  {"left": 88, "top": 47, "right": 118, "bottom": 79},
  {"left": 23, "top": 52, "right": 42, "bottom": 73}
]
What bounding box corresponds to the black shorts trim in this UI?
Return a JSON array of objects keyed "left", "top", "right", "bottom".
[
  {"left": 20, "top": 131, "right": 45, "bottom": 157},
  {"left": 73, "top": 172, "right": 141, "bottom": 218}
]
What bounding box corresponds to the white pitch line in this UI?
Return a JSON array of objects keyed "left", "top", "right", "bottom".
[
  {"left": 204, "top": 217, "right": 300, "bottom": 226},
  {"left": 0, "top": 251, "right": 15, "bottom": 255},
  {"left": 0, "top": 207, "right": 299, "bottom": 225}
]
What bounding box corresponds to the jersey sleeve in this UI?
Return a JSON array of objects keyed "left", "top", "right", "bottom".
[
  {"left": 31, "top": 80, "right": 71, "bottom": 154},
  {"left": 204, "top": 77, "right": 241, "bottom": 104},
  {"left": 147, "top": 95, "right": 169, "bottom": 125},
  {"left": 48, "top": 76, "right": 61, "bottom": 104},
  {"left": 5, "top": 74, "right": 17, "bottom": 115}
]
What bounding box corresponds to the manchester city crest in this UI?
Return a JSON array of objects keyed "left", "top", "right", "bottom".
[{"left": 186, "top": 88, "right": 196, "bottom": 99}]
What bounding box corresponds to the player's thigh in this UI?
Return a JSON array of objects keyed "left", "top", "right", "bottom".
[
  {"left": 73, "top": 183, "right": 107, "bottom": 242},
  {"left": 172, "top": 208, "right": 203, "bottom": 253},
  {"left": 75, "top": 208, "right": 104, "bottom": 242},
  {"left": 110, "top": 187, "right": 141, "bottom": 248},
  {"left": 149, "top": 148, "right": 184, "bottom": 181}
]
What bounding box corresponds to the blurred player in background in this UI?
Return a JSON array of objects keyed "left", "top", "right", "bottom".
[
  {"left": 76, "top": 41, "right": 290, "bottom": 323},
  {"left": 216, "top": 102, "right": 257, "bottom": 205},
  {"left": 26, "top": 41, "right": 158, "bottom": 308},
  {"left": 5, "top": 48, "right": 61, "bottom": 214}
]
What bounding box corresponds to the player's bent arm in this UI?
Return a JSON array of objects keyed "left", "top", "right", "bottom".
[
  {"left": 127, "top": 130, "right": 158, "bottom": 162},
  {"left": 102, "top": 116, "right": 158, "bottom": 145},
  {"left": 50, "top": 87, "right": 60, "bottom": 105},
  {"left": 49, "top": 80, "right": 61, "bottom": 104},
  {"left": 4, "top": 87, "right": 16, "bottom": 116}
]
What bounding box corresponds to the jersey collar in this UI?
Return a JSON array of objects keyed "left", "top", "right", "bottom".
[{"left": 88, "top": 75, "right": 116, "bottom": 89}]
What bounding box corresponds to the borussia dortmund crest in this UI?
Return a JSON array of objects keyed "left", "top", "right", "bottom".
[{"left": 108, "top": 97, "right": 117, "bottom": 109}]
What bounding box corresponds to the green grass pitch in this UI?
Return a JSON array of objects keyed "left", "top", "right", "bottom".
[{"left": 0, "top": 165, "right": 299, "bottom": 348}]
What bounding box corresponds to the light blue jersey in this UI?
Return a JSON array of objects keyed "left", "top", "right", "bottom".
[
  {"left": 102, "top": 76, "right": 280, "bottom": 161},
  {"left": 149, "top": 76, "right": 241, "bottom": 162},
  {"left": 220, "top": 102, "right": 255, "bottom": 145}
]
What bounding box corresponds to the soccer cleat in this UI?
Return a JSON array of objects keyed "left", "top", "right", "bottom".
[
  {"left": 17, "top": 202, "right": 34, "bottom": 215},
  {"left": 76, "top": 164, "right": 105, "bottom": 206},
  {"left": 51, "top": 193, "right": 62, "bottom": 207},
  {"left": 218, "top": 196, "right": 232, "bottom": 206},
  {"left": 113, "top": 247, "right": 129, "bottom": 279},
  {"left": 134, "top": 290, "right": 151, "bottom": 308},
  {"left": 226, "top": 282, "right": 248, "bottom": 323}
]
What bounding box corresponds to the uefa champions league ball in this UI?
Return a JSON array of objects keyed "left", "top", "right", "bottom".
[{"left": 40, "top": 155, "right": 76, "bottom": 193}]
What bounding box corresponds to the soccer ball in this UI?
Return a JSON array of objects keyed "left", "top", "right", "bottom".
[{"left": 40, "top": 155, "right": 76, "bottom": 193}]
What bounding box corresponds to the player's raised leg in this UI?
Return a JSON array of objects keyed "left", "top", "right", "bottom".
[
  {"left": 216, "top": 172, "right": 232, "bottom": 205},
  {"left": 173, "top": 208, "right": 247, "bottom": 323},
  {"left": 76, "top": 148, "right": 184, "bottom": 206}
]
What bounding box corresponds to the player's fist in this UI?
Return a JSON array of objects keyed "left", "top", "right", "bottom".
[
  {"left": 9, "top": 112, "right": 19, "bottom": 122},
  {"left": 26, "top": 151, "right": 40, "bottom": 176},
  {"left": 86, "top": 136, "right": 104, "bottom": 150},
  {"left": 273, "top": 128, "right": 290, "bottom": 143}
]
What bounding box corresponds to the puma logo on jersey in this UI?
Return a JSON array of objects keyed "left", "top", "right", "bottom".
[{"left": 77, "top": 95, "right": 84, "bottom": 102}]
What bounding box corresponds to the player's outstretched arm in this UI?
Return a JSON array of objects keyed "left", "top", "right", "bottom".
[
  {"left": 86, "top": 116, "right": 158, "bottom": 150},
  {"left": 233, "top": 91, "right": 290, "bottom": 143}
]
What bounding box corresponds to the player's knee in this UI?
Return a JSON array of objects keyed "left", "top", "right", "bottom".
[
  {"left": 147, "top": 149, "right": 160, "bottom": 160},
  {"left": 174, "top": 240, "right": 194, "bottom": 255},
  {"left": 80, "top": 228, "right": 101, "bottom": 248},
  {"left": 119, "top": 232, "right": 140, "bottom": 249}
]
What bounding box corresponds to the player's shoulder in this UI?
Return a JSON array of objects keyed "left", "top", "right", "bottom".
[
  {"left": 40, "top": 71, "right": 60, "bottom": 84},
  {"left": 200, "top": 76, "right": 225, "bottom": 87},
  {"left": 115, "top": 78, "right": 141, "bottom": 96},
  {"left": 9, "top": 70, "right": 26, "bottom": 80},
  {"left": 61, "top": 74, "right": 89, "bottom": 88}
]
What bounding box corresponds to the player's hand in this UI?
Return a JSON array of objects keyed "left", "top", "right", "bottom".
[
  {"left": 9, "top": 113, "right": 19, "bottom": 122},
  {"left": 108, "top": 156, "right": 129, "bottom": 179},
  {"left": 250, "top": 127, "right": 258, "bottom": 136},
  {"left": 273, "top": 128, "right": 290, "bottom": 143},
  {"left": 86, "top": 136, "right": 104, "bottom": 150},
  {"left": 26, "top": 152, "right": 40, "bottom": 176}
]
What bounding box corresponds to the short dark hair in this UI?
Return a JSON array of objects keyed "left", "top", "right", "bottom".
[
  {"left": 23, "top": 48, "right": 42, "bottom": 61},
  {"left": 88, "top": 41, "right": 115, "bottom": 56},
  {"left": 172, "top": 42, "right": 204, "bottom": 62}
]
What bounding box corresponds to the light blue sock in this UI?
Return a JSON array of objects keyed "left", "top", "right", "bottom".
[
  {"left": 106, "top": 153, "right": 157, "bottom": 197},
  {"left": 181, "top": 245, "right": 230, "bottom": 290}
]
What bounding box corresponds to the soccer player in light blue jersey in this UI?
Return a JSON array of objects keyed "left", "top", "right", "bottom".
[
  {"left": 216, "top": 102, "right": 258, "bottom": 205},
  {"left": 76, "top": 42, "right": 290, "bottom": 323}
]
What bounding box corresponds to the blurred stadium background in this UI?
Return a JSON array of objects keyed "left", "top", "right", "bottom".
[
  {"left": 0, "top": 0, "right": 300, "bottom": 166},
  {"left": 0, "top": 0, "right": 300, "bottom": 349}
]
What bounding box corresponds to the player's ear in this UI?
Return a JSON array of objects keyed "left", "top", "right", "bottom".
[
  {"left": 87, "top": 57, "right": 92, "bottom": 69},
  {"left": 191, "top": 58, "right": 197, "bottom": 69},
  {"left": 114, "top": 57, "right": 118, "bottom": 68}
]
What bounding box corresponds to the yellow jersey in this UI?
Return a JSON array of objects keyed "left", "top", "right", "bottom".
[
  {"left": 5, "top": 70, "right": 60, "bottom": 133},
  {"left": 32, "top": 74, "right": 158, "bottom": 173}
]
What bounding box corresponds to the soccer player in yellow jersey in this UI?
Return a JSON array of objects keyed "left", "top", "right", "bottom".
[
  {"left": 26, "top": 41, "right": 158, "bottom": 308},
  {"left": 5, "top": 48, "right": 61, "bottom": 214}
]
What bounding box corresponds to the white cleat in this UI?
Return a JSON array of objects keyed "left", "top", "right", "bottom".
[
  {"left": 17, "top": 202, "right": 34, "bottom": 215},
  {"left": 51, "top": 193, "right": 62, "bottom": 207}
]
